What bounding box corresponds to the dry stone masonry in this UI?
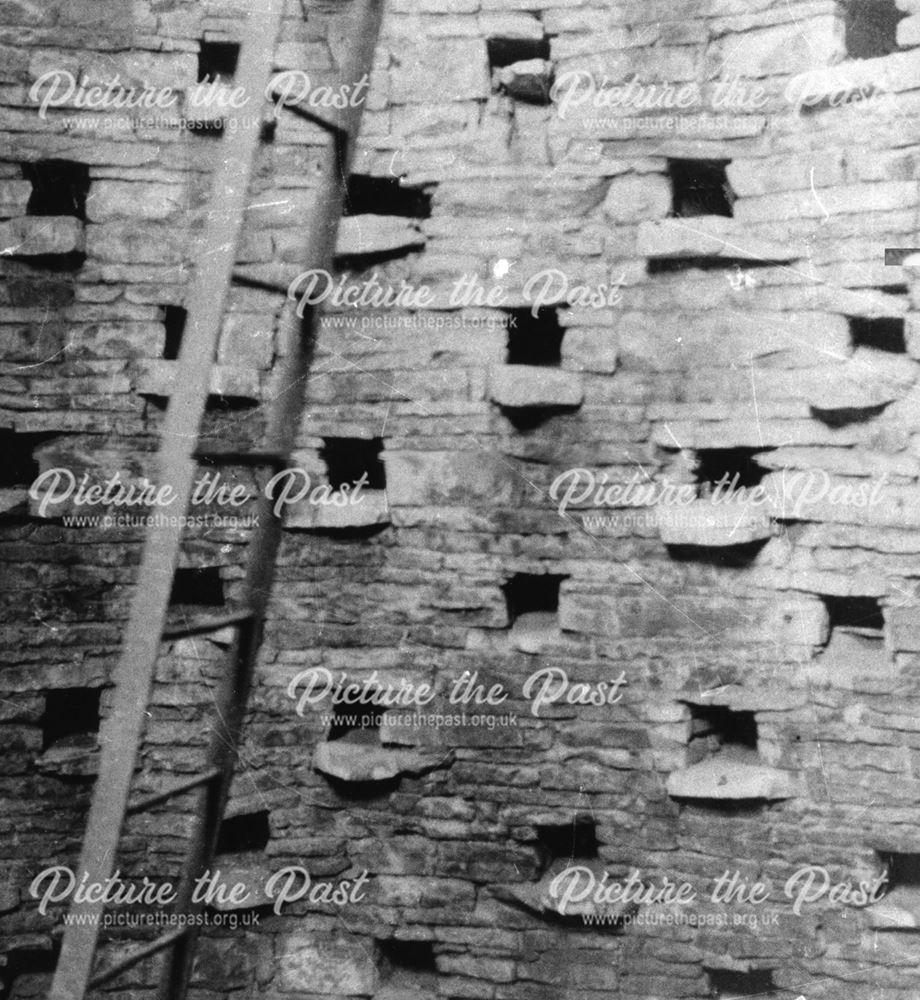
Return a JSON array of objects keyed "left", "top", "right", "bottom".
[{"left": 2, "top": 0, "right": 920, "bottom": 998}]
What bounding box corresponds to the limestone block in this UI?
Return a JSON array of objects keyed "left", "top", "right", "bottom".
[
  {"left": 636, "top": 217, "right": 803, "bottom": 262},
  {"left": 85, "top": 181, "right": 187, "bottom": 222},
  {"left": 866, "top": 889, "right": 920, "bottom": 929},
  {"left": 734, "top": 181, "right": 918, "bottom": 223},
  {"left": 493, "top": 59, "right": 553, "bottom": 102},
  {"left": 489, "top": 365, "right": 583, "bottom": 408},
  {"left": 666, "top": 756, "right": 795, "bottom": 800},
  {"left": 68, "top": 322, "right": 164, "bottom": 360},
  {"left": 136, "top": 361, "right": 260, "bottom": 401},
  {"left": 657, "top": 498, "right": 775, "bottom": 547},
  {"left": 603, "top": 173, "right": 671, "bottom": 223},
  {"left": 709, "top": 16, "right": 845, "bottom": 78},
  {"left": 493, "top": 860, "right": 638, "bottom": 922},
  {"left": 206, "top": 858, "right": 273, "bottom": 911},
  {"left": 390, "top": 40, "right": 490, "bottom": 103},
  {"left": 384, "top": 450, "right": 518, "bottom": 506},
  {"left": 335, "top": 215, "right": 425, "bottom": 257},
  {"left": 278, "top": 932, "right": 378, "bottom": 995},
  {"left": 313, "top": 739, "right": 447, "bottom": 782},
  {"left": 805, "top": 349, "right": 916, "bottom": 413},
  {"left": 35, "top": 741, "right": 99, "bottom": 778},
  {"left": 897, "top": 14, "right": 920, "bottom": 45},
  {"left": 0, "top": 216, "right": 84, "bottom": 256},
  {"left": 509, "top": 611, "right": 560, "bottom": 653},
  {"left": 218, "top": 314, "right": 274, "bottom": 369},
  {"left": 561, "top": 328, "right": 618, "bottom": 373},
  {"left": 0, "top": 488, "right": 28, "bottom": 514},
  {"left": 807, "top": 631, "right": 893, "bottom": 686},
  {"left": 284, "top": 490, "right": 390, "bottom": 530},
  {"left": 86, "top": 221, "right": 186, "bottom": 264},
  {"left": 0, "top": 180, "right": 31, "bottom": 216},
  {"left": 479, "top": 12, "right": 545, "bottom": 37}
]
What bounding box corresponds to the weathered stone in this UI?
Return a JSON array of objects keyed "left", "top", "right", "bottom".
[
  {"left": 636, "top": 217, "right": 804, "bottom": 261},
  {"left": 136, "top": 361, "right": 260, "bottom": 401},
  {"left": 493, "top": 59, "right": 553, "bottom": 102},
  {"left": 284, "top": 490, "right": 391, "bottom": 530},
  {"left": 335, "top": 215, "right": 426, "bottom": 257},
  {"left": 278, "top": 932, "right": 378, "bottom": 995},
  {"left": 666, "top": 756, "right": 795, "bottom": 800},
  {"left": 313, "top": 739, "right": 448, "bottom": 782},
  {"left": 384, "top": 450, "right": 518, "bottom": 506},
  {"left": 0, "top": 216, "right": 84, "bottom": 256},
  {"left": 709, "top": 15, "right": 845, "bottom": 78},
  {"left": 603, "top": 173, "right": 672, "bottom": 223},
  {"left": 489, "top": 365, "right": 583, "bottom": 408},
  {"left": 85, "top": 181, "right": 187, "bottom": 222},
  {"left": 897, "top": 13, "right": 920, "bottom": 45},
  {"left": 657, "top": 498, "right": 775, "bottom": 547}
]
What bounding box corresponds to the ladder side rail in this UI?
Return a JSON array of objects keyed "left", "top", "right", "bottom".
[
  {"left": 47, "top": 2, "right": 287, "bottom": 996},
  {"left": 157, "top": 1, "right": 386, "bottom": 995}
]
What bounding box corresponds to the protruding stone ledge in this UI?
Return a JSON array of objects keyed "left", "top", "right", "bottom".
[
  {"left": 335, "top": 215, "right": 426, "bottom": 258},
  {"left": 136, "top": 361, "right": 261, "bottom": 402},
  {"left": 284, "top": 490, "right": 390, "bottom": 531},
  {"left": 866, "top": 889, "right": 920, "bottom": 930},
  {"left": 637, "top": 217, "right": 803, "bottom": 262},
  {"left": 509, "top": 611, "right": 561, "bottom": 654},
  {"left": 35, "top": 741, "right": 99, "bottom": 778},
  {"left": 492, "top": 861, "right": 636, "bottom": 926},
  {"left": 657, "top": 498, "right": 775, "bottom": 547},
  {"left": 666, "top": 757, "right": 795, "bottom": 801},
  {"left": 489, "top": 365, "right": 584, "bottom": 409},
  {"left": 313, "top": 740, "right": 448, "bottom": 783}
]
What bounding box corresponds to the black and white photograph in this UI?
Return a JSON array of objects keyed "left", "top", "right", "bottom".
[{"left": 2, "top": 0, "right": 920, "bottom": 997}]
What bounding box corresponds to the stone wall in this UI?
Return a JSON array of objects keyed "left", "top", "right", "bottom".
[{"left": 3, "top": 0, "right": 920, "bottom": 998}]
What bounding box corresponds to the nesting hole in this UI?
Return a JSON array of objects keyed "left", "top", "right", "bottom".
[
  {"left": 843, "top": 0, "right": 904, "bottom": 59},
  {"left": 707, "top": 967, "right": 775, "bottom": 998},
  {"left": 668, "top": 159, "right": 734, "bottom": 217},
  {"left": 42, "top": 688, "right": 100, "bottom": 751},
  {"left": 505, "top": 307, "right": 563, "bottom": 366},
  {"left": 320, "top": 437, "right": 385, "bottom": 491},
  {"left": 169, "top": 567, "right": 225, "bottom": 606},
  {"left": 377, "top": 939, "right": 438, "bottom": 990},
  {"left": 849, "top": 316, "right": 906, "bottom": 353},
  {"left": 197, "top": 40, "right": 241, "bottom": 80},
  {"left": 22, "top": 161, "right": 90, "bottom": 220},
  {"left": 343, "top": 175, "right": 432, "bottom": 218},
  {"left": 694, "top": 447, "right": 768, "bottom": 494},
  {"left": 537, "top": 817, "right": 599, "bottom": 869},
  {"left": 216, "top": 810, "right": 270, "bottom": 853},
  {"left": 487, "top": 36, "right": 550, "bottom": 70},
  {"left": 688, "top": 703, "right": 758, "bottom": 765},
  {"left": 823, "top": 595, "right": 884, "bottom": 636},
  {"left": 162, "top": 305, "right": 187, "bottom": 361}
]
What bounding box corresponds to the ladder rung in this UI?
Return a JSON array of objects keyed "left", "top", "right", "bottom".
[
  {"left": 162, "top": 608, "right": 254, "bottom": 641},
  {"left": 126, "top": 768, "right": 222, "bottom": 815},
  {"left": 194, "top": 447, "right": 287, "bottom": 467},
  {"left": 274, "top": 97, "right": 347, "bottom": 137},
  {"left": 88, "top": 927, "right": 188, "bottom": 989}
]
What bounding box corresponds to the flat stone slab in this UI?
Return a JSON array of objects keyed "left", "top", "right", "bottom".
[
  {"left": 490, "top": 365, "right": 584, "bottom": 408},
  {"left": 666, "top": 757, "right": 795, "bottom": 800},
  {"left": 336, "top": 215, "right": 425, "bottom": 257},
  {"left": 285, "top": 489, "right": 390, "bottom": 530},
  {"left": 510, "top": 611, "right": 562, "bottom": 654},
  {"left": 313, "top": 740, "right": 447, "bottom": 783},
  {"left": 866, "top": 889, "right": 920, "bottom": 929},
  {"left": 136, "top": 360, "right": 260, "bottom": 401},
  {"left": 637, "top": 217, "right": 803, "bottom": 262},
  {"left": 657, "top": 498, "right": 775, "bottom": 547},
  {"left": 493, "top": 861, "right": 637, "bottom": 923}
]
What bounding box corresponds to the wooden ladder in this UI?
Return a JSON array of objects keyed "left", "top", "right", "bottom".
[{"left": 48, "top": 0, "right": 384, "bottom": 995}]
